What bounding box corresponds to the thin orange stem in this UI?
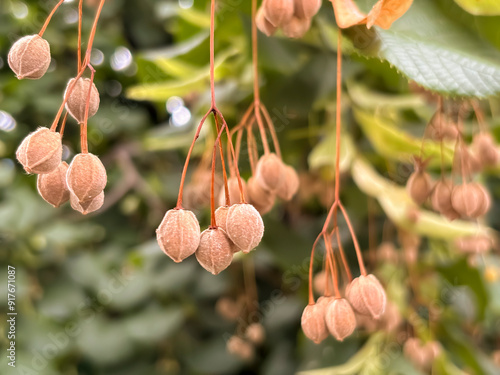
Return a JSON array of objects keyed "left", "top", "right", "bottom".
[
  {"left": 215, "top": 115, "right": 230, "bottom": 206},
  {"left": 339, "top": 202, "right": 367, "bottom": 276},
  {"left": 38, "top": 0, "right": 65, "bottom": 37},
  {"left": 259, "top": 103, "right": 282, "bottom": 158},
  {"left": 308, "top": 233, "right": 323, "bottom": 305},
  {"left": 334, "top": 30, "right": 342, "bottom": 203},
  {"left": 325, "top": 234, "right": 341, "bottom": 298},
  {"left": 59, "top": 112, "right": 68, "bottom": 137},
  {"left": 334, "top": 226, "right": 353, "bottom": 282},
  {"left": 78, "top": 0, "right": 83, "bottom": 71},
  {"left": 81, "top": 63, "right": 95, "bottom": 154}
]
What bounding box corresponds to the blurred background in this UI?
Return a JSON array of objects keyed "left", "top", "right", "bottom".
[{"left": 1, "top": 0, "right": 500, "bottom": 374}]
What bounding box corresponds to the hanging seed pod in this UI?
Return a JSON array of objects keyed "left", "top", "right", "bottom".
[
  {"left": 406, "top": 169, "right": 433, "bottom": 205},
  {"left": 226, "top": 336, "right": 254, "bottom": 361},
  {"left": 346, "top": 274, "right": 387, "bottom": 319},
  {"left": 8, "top": 35, "right": 51, "bottom": 80},
  {"left": 403, "top": 338, "right": 433, "bottom": 371},
  {"left": 255, "top": 153, "right": 286, "bottom": 192},
  {"left": 37, "top": 161, "right": 70, "bottom": 207},
  {"left": 216, "top": 297, "right": 242, "bottom": 321},
  {"left": 225, "top": 203, "right": 265, "bottom": 253},
  {"left": 325, "top": 298, "right": 356, "bottom": 341},
  {"left": 455, "top": 235, "right": 493, "bottom": 254},
  {"left": 301, "top": 303, "right": 328, "bottom": 344},
  {"left": 195, "top": 227, "right": 234, "bottom": 275},
  {"left": 218, "top": 177, "right": 247, "bottom": 207},
  {"left": 431, "top": 179, "right": 460, "bottom": 220},
  {"left": 313, "top": 270, "right": 335, "bottom": 296},
  {"left": 70, "top": 190, "right": 104, "bottom": 215},
  {"left": 256, "top": 7, "right": 277, "bottom": 36},
  {"left": 156, "top": 209, "right": 201, "bottom": 263},
  {"left": 294, "top": 0, "right": 322, "bottom": 19},
  {"left": 16, "top": 127, "right": 62, "bottom": 174},
  {"left": 453, "top": 144, "right": 481, "bottom": 176},
  {"left": 276, "top": 165, "right": 300, "bottom": 201},
  {"left": 471, "top": 133, "right": 499, "bottom": 168},
  {"left": 247, "top": 176, "right": 276, "bottom": 215},
  {"left": 263, "top": 0, "right": 294, "bottom": 27},
  {"left": 476, "top": 183, "right": 491, "bottom": 217},
  {"left": 215, "top": 205, "right": 230, "bottom": 233},
  {"left": 376, "top": 242, "right": 398, "bottom": 264},
  {"left": 451, "top": 182, "right": 488, "bottom": 218},
  {"left": 245, "top": 323, "right": 266, "bottom": 345},
  {"left": 64, "top": 78, "right": 100, "bottom": 124},
  {"left": 66, "top": 153, "right": 107, "bottom": 202},
  {"left": 282, "top": 16, "right": 311, "bottom": 38}
]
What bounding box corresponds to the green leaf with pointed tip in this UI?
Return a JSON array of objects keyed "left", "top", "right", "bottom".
[
  {"left": 346, "top": 0, "right": 500, "bottom": 97},
  {"left": 454, "top": 0, "right": 500, "bottom": 15}
]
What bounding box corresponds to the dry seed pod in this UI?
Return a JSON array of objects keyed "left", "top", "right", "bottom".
[
  {"left": 294, "top": 0, "right": 322, "bottom": 19},
  {"left": 263, "top": 0, "right": 294, "bottom": 27},
  {"left": 37, "top": 161, "right": 70, "bottom": 207},
  {"left": 325, "top": 298, "right": 356, "bottom": 341},
  {"left": 255, "top": 153, "right": 286, "bottom": 192},
  {"left": 16, "top": 127, "right": 62, "bottom": 174},
  {"left": 282, "top": 16, "right": 311, "bottom": 38},
  {"left": 245, "top": 323, "right": 265, "bottom": 345},
  {"left": 70, "top": 190, "right": 104, "bottom": 215},
  {"left": 406, "top": 169, "right": 433, "bottom": 205},
  {"left": 67, "top": 153, "right": 107, "bottom": 202},
  {"left": 276, "top": 165, "right": 300, "bottom": 201},
  {"left": 346, "top": 274, "right": 387, "bottom": 319},
  {"left": 226, "top": 336, "right": 254, "bottom": 361},
  {"left": 247, "top": 177, "right": 276, "bottom": 215},
  {"left": 301, "top": 303, "right": 328, "bottom": 344},
  {"left": 471, "top": 133, "right": 499, "bottom": 167},
  {"left": 376, "top": 242, "right": 398, "bottom": 264},
  {"left": 454, "top": 144, "right": 481, "bottom": 176},
  {"left": 195, "top": 227, "right": 234, "bottom": 275},
  {"left": 8, "top": 35, "right": 51, "bottom": 80},
  {"left": 218, "top": 177, "right": 247, "bottom": 207},
  {"left": 214, "top": 206, "right": 230, "bottom": 233},
  {"left": 64, "top": 78, "right": 100, "bottom": 124},
  {"left": 216, "top": 297, "right": 242, "bottom": 321},
  {"left": 156, "top": 209, "right": 201, "bottom": 262},
  {"left": 256, "top": 7, "right": 277, "bottom": 36},
  {"left": 313, "top": 270, "right": 335, "bottom": 296},
  {"left": 455, "top": 235, "right": 492, "bottom": 254},
  {"left": 431, "top": 179, "right": 460, "bottom": 220},
  {"left": 404, "top": 338, "right": 432, "bottom": 371},
  {"left": 226, "top": 203, "right": 265, "bottom": 253},
  {"left": 451, "top": 183, "right": 487, "bottom": 218}
]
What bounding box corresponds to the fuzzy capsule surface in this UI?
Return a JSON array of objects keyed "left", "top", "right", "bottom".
[
  {"left": 70, "top": 190, "right": 104, "bottom": 215},
  {"left": 66, "top": 153, "right": 107, "bottom": 203},
  {"left": 195, "top": 227, "right": 234, "bottom": 275},
  {"left": 346, "top": 274, "right": 387, "bottom": 319},
  {"left": 8, "top": 35, "right": 51, "bottom": 80},
  {"left": 301, "top": 303, "right": 328, "bottom": 344},
  {"left": 37, "top": 161, "right": 70, "bottom": 207},
  {"left": 255, "top": 153, "right": 286, "bottom": 192},
  {"left": 325, "top": 298, "right": 357, "bottom": 341},
  {"left": 263, "top": 0, "right": 294, "bottom": 27},
  {"left": 226, "top": 203, "right": 265, "bottom": 253},
  {"left": 16, "top": 127, "right": 62, "bottom": 174},
  {"left": 65, "top": 78, "right": 100, "bottom": 124}
]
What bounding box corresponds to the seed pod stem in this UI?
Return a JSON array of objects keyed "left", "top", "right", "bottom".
[
  {"left": 81, "top": 64, "right": 96, "bottom": 154},
  {"left": 38, "top": 0, "right": 66, "bottom": 37}
]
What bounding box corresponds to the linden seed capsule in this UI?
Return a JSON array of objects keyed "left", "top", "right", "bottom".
[
  {"left": 431, "top": 179, "right": 460, "bottom": 220},
  {"left": 276, "top": 165, "right": 300, "bottom": 201},
  {"left": 245, "top": 323, "right": 266, "bottom": 345},
  {"left": 70, "top": 190, "right": 104, "bottom": 215},
  {"left": 294, "top": 0, "right": 322, "bottom": 19},
  {"left": 455, "top": 235, "right": 492, "bottom": 254},
  {"left": 214, "top": 205, "right": 230, "bottom": 233},
  {"left": 8, "top": 35, "right": 51, "bottom": 80},
  {"left": 471, "top": 133, "right": 499, "bottom": 167},
  {"left": 451, "top": 183, "right": 487, "bottom": 218},
  {"left": 453, "top": 145, "right": 481, "bottom": 176},
  {"left": 247, "top": 176, "right": 276, "bottom": 215},
  {"left": 64, "top": 78, "right": 100, "bottom": 124},
  {"left": 216, "top": 297, "right": 242, "bottom": 321},
  {"left": 226, "top": 336, "right": 254, "bottom": 361},
  {"left": 325, "top": 298, "right": 356, "bottom": 342},
  {"left": 255, "top": 153, "right": 286, "bottom": 192},
  {"left": 226, "top": 203, "right": 265, "bottom": 253},
  {"left": 406, "top": 170, "right": 433, "bottom": 205},
  {"left": 218, "top": 177, "right": 247, "bottom": 207},
  {"left": 346, "top": 274, "right": 387, "bottom": 319},
  {"left": 156, "top": 209, "right": 201, "bottom": 262},
  {"left": 16, "top": 127, "right": 62, "bottom": 174},
  {"left": 403, "top": 338, "right": 432, "bottom": 371},
  {"left": 37, "top": 161, "right": 70, "bottom": 207},
  {"left": 256, "top": 7, "right": 277, "bottom": 36},
  {"left": 263, "top": 0, "right": 294, "bottom": 27},
  {"left": 67, "top": 153, "right": 107, "bottom": 203},
  {"left": 313, "top": 271, "right": 335, "bottom": 296},
  {"left": 301, "top": 303, "right": 328, "bottom": 344},
  {"left": 282, "top": 16, "right": 311, "bottom": 38},
  {"left": 195, "top": 227, "right": 234, "bottom": 275}
]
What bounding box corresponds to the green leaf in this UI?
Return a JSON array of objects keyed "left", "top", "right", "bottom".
[
  {"left": 308, "top": 130, "right": 355, "bottom": 174},
  {"left": 454, "top": 0, "right": 500, "bottom": 15},
  {"left": 346, "top": 0, "right": 500, "bottom": 97}
]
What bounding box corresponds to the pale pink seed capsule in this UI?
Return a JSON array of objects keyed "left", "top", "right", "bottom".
[
  {"left": 156, "top": 209, "right": 201, "bottom": 263},
  {"left": 214, "top": 205, "right": 230, "bottom": 233},
  {"left": 325, "top": 298, "right": 356, "bottom": 341},
  {"left": 37, "top": 161, "right": 70, "bottom": 207},
  {"left": 471, "top": 133, "right": 499, "bottom": 167},
  {"left": 66, "top": 153, "right": 107, "bottom": 203},
  {"left": 16, "top": 127, "right": 62, "bottom": 174},
  {"left": 276, "top": 165, "right": 300, "bottom": 201},
  {"left": 256, "top": 7, "right": 277, "bottom": 36},
  {"left": 476, "top": 183, "right": 491, "bottom": 217},
  {"left": 70, "top": 190, "right": 104, "bottom": 215},
  {"left": 247, "top": 176, "right": 276, "bottom": 215},
  {"left": 64, "top": 78, "right": 100, "bottom": 124},
  {"left": 255, "top": 153, "right": 286, "bottom": 192},
  {"left": 294, "top": 0, "right": 322, "bottom": 19},
  {"left": 218, "top": 177, "right": 247, "bottom": 207},
  {"left": 451, "top": 183, "right": 485, "bottom": 218},
  {"left": 245, "top": 323, "right": 266, "bottom": 345},
  {"left": 195, "top": 227, "right": 235, "bottom": 275},
  {"left": 282, "top": 16, "right": 311, "bottom": 38},
  {"left": 431, "top": 179, "right": 460, "bottom": 220},
  {"left": 406, "top": 170, "right": 433, "bottom": 205},
  {"left": 301, "top": 303, "right": 328, "bottom": 344},
  {"left": 226, "top": 336, "right": 254, "bottom": 361},
  {"left": 226, "top": 203, "right": 265, "bottom": 253},
  {"left": 404, "top": 338, "right": 432, "bottom": 370},
  {"left": 8, "top": 35, "right": 51, "bottom": 80},
  {"left": 455, "top": 235, "right": 493, "bottom": 254},
  {"left": 263, "top": 0, "right": 294, "bottom": 27},
  {"left": 346, "top": 274, "right": 387, "bottom": 319}
]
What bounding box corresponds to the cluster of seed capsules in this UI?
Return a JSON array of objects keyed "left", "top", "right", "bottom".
[
  {"left": 256, "top": 0, "right": 322, "bottom": 38},
  {"left": 8, "top": 33, "right": 105, "bottom": 215}
]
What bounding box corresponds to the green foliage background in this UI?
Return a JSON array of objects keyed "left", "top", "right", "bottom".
[{"left": 0, "top": 0, "right": 500, "bottom": 374}]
